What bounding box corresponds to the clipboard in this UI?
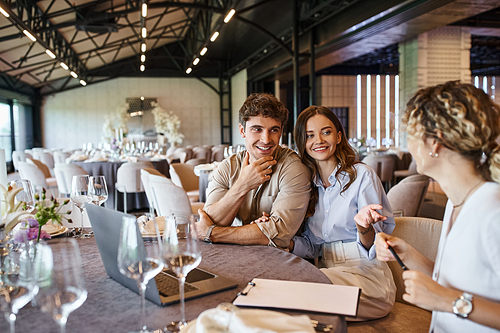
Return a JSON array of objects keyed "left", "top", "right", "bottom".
[{"left": 233, "top": 278, "right": 360, "bottom": 317}]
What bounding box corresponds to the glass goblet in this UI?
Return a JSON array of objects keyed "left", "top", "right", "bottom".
[
  {"left": 88, "top": 176, "right": 108, "bottom": 207},
  {"left": 9, "top": 179, "right": 36, "bottom": 213},
  {"left": 162, "top": 213, "right": 201, "bottom": 332},
  {"left": 117, "top": 214, "right": 164, "bottom": 333},
  {"left": 70, "top": 175, "right": 91, "bottom": 238}
]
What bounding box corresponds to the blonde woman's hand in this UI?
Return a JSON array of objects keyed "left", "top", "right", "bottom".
[{"left": 375, "top": 232, "right": 409, "bottom": 262}]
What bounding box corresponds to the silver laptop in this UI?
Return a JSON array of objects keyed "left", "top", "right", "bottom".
[{"left": 86, "top": 204, "right": 238, "bottom": 306}]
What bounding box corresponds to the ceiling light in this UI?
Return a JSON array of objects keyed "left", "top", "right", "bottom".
[
  {"left": 193, "top": 58, "right": 200, "bottom": 65},
  {"left": 80, "top": 80, "right": 87, "bottom": 86},
  {"left": 23, "top": 30, "right": 37, "bottom": 42},
  {"left": 0, "top": 6, "right": 10, "bottom": 17},
  {"left": 141, "top": 54, "right": 146, "bottom": 62},
  {"left": 224, "top": 9, "right": 235, "bottom": 23},
  {"left": 200, "top": 47, "right": 208, "bottom": 56},
  {"left": 142, "top": 3, "right": 147, "bottom": 17},
  {"left": 60, "top": 62, "right": 69, "bottom": 70},
  {"left": 141, "top": 43, "right": 146, "bottom": 52},
  {"left": 186, "top": 67, "right": 192, "bottom": 74},
  {"left": 45, "top": 49, "right": 56, "bottom": 59},
  {"left": 70, "top": 71, "right": 78, "bottom": 78},
  {"left": 140, "top": 96, "right": 145, "bottom": 100},
  {"left": 142, "top": 27, "right": 147, "bottom": 38},
  {"left": 140, "top": 64, "right": 145, "bottom": 72},
  {"left": 210, "top": 31, "right": 219, "bottom": 42}
]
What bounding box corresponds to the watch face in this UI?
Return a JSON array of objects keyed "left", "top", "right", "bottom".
[{"left": 456, "top": 299, "right": 473, "bottom": 314}]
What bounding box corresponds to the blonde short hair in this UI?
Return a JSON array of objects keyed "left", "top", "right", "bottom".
[{"left": 403, "top": 80, "right": 500, "bottom": 183}]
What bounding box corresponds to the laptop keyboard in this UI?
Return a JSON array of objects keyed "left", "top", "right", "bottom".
[{"left": 155, "top": 272, "right": 199, "bottom": 297}]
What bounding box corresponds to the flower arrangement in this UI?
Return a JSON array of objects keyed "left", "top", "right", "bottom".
[
  {"left": 151, "top": 102, "right": 184, "bottom": 145},
  {"left": 102, "top": 103, "right": 131, "bottom": 143},
  {"left": 1, "top": 184, "right": 33, "bottom": 233}
]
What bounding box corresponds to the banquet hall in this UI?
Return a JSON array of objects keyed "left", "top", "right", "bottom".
[{"left": 1, "top": 1, "right": 500, "bottom": 332}]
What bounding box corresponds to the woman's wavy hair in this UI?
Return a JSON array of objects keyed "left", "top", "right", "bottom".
[
  {"left": 403, "top": 80, "right": 500, "bottom": 183},
  {"left": 294, "top": 106, "right": 359, "bottom": 218}
]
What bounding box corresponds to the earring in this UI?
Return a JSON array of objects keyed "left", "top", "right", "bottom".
[{"left": 429, "top": 151, "right": 438, "bottom": 158}]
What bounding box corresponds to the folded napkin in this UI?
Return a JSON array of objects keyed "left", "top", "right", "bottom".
[
  {"left": 68, "top": 153, "right": 88, "bottom": 162},
  {"left": 84, "top": 156, "right": 109, "bottom": 163},
  {"left": 41, "top": 223, "right": 65, "bottom": 235},
  {"left": 151, "top": 154, "right": 168, "bottom": 161},
  {"left": 121, "top": 156, "right": 138, "bottom": 163},
  {"left": 194, "top": 163, "right": 218, "bottom": 176},
  {"left": 190, "top": 304, "right": 315, "bottom": 333},
  {"left": 137, "top": 216, "right": 165, "bottom": 236}
]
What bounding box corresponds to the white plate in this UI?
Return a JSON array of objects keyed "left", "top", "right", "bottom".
[
  {"left": 50, "top": 227, "right": 69, "bottom": 237},
  {"left": 42, "top": 224, "right": 68, "bottom": 237}
]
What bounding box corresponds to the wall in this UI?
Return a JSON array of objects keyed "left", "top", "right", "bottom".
[{"left": 42, "top": 77, "right": 221, "bottom": 149}]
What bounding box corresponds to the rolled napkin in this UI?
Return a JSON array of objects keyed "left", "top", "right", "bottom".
[
  {"left": 137, "top": 215, "right": 165, "bottom": 236},
  {"left": 189, "top": 303, "right": 315, "bottom": 333}
]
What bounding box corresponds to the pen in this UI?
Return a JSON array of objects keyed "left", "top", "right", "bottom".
[{"left": 374, "top": 222, "right": 409, "bottom": 271}]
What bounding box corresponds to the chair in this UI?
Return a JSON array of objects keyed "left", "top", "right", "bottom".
[
  {"left": 174, "top": 147, "right": 193, "bottom": 161},
  {"left": 12, "top": 151, "right": 32, "bottom": 171},
  {"left": 26, "top": 158, "right": 52, "bottom": 179},
  {"left": 211, "top": 146, "right": 226, "bottom": 162},
  {"left": 393, "top": 157, "right": 418, "bottom": 183},
  {"left": 348, "top": 216, "right": 442, "bottom": 333},
  {"left": 387, "top": 174, "right": 430, "bottom": 217},
  {"left": 39, "top": 152, "right": 55, "bottom": 171},
  {"left": 140, "top": 168, "right": 166, "bottom": 214},
  {"left": 169, "top": 163, "right": 199, "bottom": 202},
  {"left": 17, "top": 161, "right": 58, "bottom": 197},
  {"left": 363, "top": 154, "right": 397, "bottom": 191},
  {"left": 166, "top": 152, "right": 187, "bottom": 164},
  {"left": 53, "top": 151, "right": 71, "bottom": 164},
  {"left": 192, "top": 146, "right": 212, "bottom": 162},
  {"left": 148, "top": 175, "right": 204, "bottom": 216},
  {"left": 53, "top": 163, "right": 89, "bottom": 197},
  {"left": 186, "top": 158, "right": 207, "bottom": 167},
  {"left": 30, "top": 148, "right": 44, "bottom": 160},
  {"left": 115, "top": 161, "right": 154, "bottom": 213}
]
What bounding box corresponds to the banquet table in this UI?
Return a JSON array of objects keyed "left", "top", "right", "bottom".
[
  {"left": 72, "top": 159, "right": 169, "bottom": 210},
  {"left": 1, "top": 238, "right": 347, "bottom": 333}
]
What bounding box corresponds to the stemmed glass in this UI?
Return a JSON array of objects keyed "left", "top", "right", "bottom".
[
  {"left": 70, "top": 175, "right": 91, "bottom": 238},
  {"left": 9, "top": 179, "right": 36, "bottom": 213},
  {"left": 117, "top": 214, "right": 164, "bottom": 333},
  {"left": 162, "top": 213, "right": 201, "bottom": 332},
  {"left": 33, "top": 239, "right": 87, "bottom": 333},
  {"left": 88, "top": 176, "right": 108, "bottom": 206},
  {"left": 0, "top": 241, "right": 37, "bottom": 333}
]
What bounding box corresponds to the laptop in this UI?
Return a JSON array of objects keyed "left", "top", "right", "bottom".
[{"left": 86, "top": 204, "right": 238, "bottom": 306}]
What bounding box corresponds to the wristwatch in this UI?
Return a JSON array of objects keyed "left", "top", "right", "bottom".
[
  {"left": 203, "top": 225, "right": 216, "bottom": 244},
  {"left": 452, "top": 292, "right": 473, "bottom": 318}
]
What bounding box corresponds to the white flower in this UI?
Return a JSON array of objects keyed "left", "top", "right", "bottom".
[
  {"left": 1, "top": 184, "right": 34, "bottom": 233},
  {"left": 101, "top": 103, "right": 131, "bottom": 143},
  {"left": 152, "top": 102, "right": 184, "bottom": 144}
]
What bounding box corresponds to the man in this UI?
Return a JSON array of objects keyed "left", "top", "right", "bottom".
[{"left": 197, "top": 92, "right": 311, "bottom": 248}]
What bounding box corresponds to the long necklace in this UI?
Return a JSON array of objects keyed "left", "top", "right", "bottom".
[{"left": 452, "top": 180, "right": 484, "bottom": 209}]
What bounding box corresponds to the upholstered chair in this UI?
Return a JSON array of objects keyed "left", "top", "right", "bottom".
[
  {"left": 169, "top": 163, "right": 199, "bottom": 202},
  {"left": 53, "top": 163, "right": 88, "bottom": 197},
  {"left": 140, "top": 168, "right": 166, "bottom": 214},
  {"left": 114, "top": 161, "right": 154, "bottom": 213},
  {"left": 387, "top": 174, "right": 430, "bottom": 217}
]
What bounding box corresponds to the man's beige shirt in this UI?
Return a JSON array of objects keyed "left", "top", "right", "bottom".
[{"left": 204, "top": 145, "right": 311, "bottom": 248}]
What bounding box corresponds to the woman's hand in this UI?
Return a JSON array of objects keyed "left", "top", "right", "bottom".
[
  {"left": 402, "top": 270, "right": 456, "bottom": 312},
  {"left": 250, "top": 212, "right": 270, "bottom": 224},
  {"left": 354, "top": 204, "right": 387, "bottom": 230},
  {"left": 375, "top": 232, "right": 410, "bottom": 262}
]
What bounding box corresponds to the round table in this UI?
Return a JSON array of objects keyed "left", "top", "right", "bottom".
[{"left": 2, "top": 239, "right": 347, "bottom": 333}]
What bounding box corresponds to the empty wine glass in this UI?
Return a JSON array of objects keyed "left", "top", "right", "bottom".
[
  {"left": 88, "top": 176, "right": 108, "bottom": 206},
  {"left": 162, "top": 213, "right": 201, "bottom": 332},
  {"left": 70, "top": 175, "right": 91, "bottom": 238},
  {"left": 9, "top": 179, "right": 35, "bottom": 213},
  {"left": 33, "top": 239, "right": 87, "bottom": 333},
  {"left": 0, "top": 241, "right": 37, "bottom": 333},
  {"left": 117, "top": 214, "right": 164, "bottom": 333}
]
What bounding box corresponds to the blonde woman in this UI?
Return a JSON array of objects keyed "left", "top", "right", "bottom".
[{"left": 376, "top": 81, "right": 500, "bottom": 332}]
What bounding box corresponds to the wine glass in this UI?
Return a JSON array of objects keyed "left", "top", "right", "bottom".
[
  {"left": 33, "top": 239, "right": 87, "bottom": 333},
  {"left": 117, "top": 214, "right": 164, "bottom": 333},
  {"left": 161, "top": 212, "right": 201, "bottom": 332},
  {"left": 9, "top": 179, "right": 35, "bottom": 213},
  {"left": 0, "top": 241, "right": 37, "bottom": 333},
  {"left": 88, "top": 176, "right": 108, "bottom": 206},
  {"left": 70, "top": 175, "right": 91, "bottom": 238}
]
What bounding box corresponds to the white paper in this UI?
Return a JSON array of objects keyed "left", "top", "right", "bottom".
[{"left": 233, "top": 278, "right": 360, "bottom": 317}]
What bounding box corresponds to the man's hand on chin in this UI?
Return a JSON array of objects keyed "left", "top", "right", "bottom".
[{"left": 236, "top": 152, "right": 277, "bottom": 192}]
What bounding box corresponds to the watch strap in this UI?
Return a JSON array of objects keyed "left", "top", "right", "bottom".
[{"left": 203, "top": 225, "right": 216, "bottom": 244}]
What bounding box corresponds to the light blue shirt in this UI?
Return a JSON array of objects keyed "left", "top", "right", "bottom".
[{"left": 293, "top": 163, "right": 395, "bottom": 260}]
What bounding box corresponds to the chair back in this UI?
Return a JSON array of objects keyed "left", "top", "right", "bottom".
[
  {"left": 39, "top": 152, "right": 55, "bottom": 170},
  {"left": 389, "top": 217, "right": 442, "bottom": 304},
  {"left": 211, "top": 146, "right": 225, "bottom": 162},
  {"left": 31, "top": 148, "right": 44, "bottom": 161},
  {"left": 408, "top": 158, "right": 417, "bottom": 174},
  {"left": 140, "top": 168, "right": 166, "bottom": 211},
  {"left": 12, "top": 151, "right": 32, "bottom": 171},
  {"left": 17, "top": 161, "right": 48, "bottom": 191},
  {"left": 174, "top": 147, "right": 193, "bottom": 161},
  {"left": 26, "top": 158, "right": 52, "bottom": 179},
  {"left": 387, "top": 174, "right": 430, "bottom": 217},
  {"left": 116, "top": 161, "right": 154, "bottom": 193},
  {"left": 363, "top": 154, "right": 396, "bottom": 183},
  {"left": 53, "top": 151, "right": 71, "bottom": 164},
  {"left": 169, "top": 163, "right": 199, "bottom": 192},
  {"left": 53, "top": 163, "right": 88, "bottom": 196},
  {"left": 148, "top": 175, "right": 193, "bottom": 216},
  {"left": 186, "top": 158, "right": 207, "bottom": 166},
  {"left": 192, "top": 147, "right": 212, "bottom": 161},
  {"left": 166, "top": 152, "right": 187, "bottom": 164}
]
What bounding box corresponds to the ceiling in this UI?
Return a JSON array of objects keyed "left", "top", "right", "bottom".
[{"left": 1, "top": 0, "right": 500, "bottom": 97}]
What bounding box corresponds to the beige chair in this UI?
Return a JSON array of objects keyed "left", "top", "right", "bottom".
[
  {"left": 186, "top": 158, "right": 207, "bottom": 167},
  {"left": 169, "top": 163, "right": 199, "bottom": 202},
  {"left": 17, "top": 161, "right": 58, "bottom": 197},
  {"left": 387, "top": 174, "right": 430, "bottom": 217},
  {"left": 166, "top": 152, "right": 187, "bottom": 164},
  {"left": 115, "top": 161, "right": 154, "bottom": 213},
  {"left": 363, "top": 154, "right": 396, "bottom": 191},
  {"left": 53, "top": 163, "right": 88, "bottom": 197},
  {"left": 211, "top": 146, "right": 226, "bottom": 162},
  {"left": 53, "top": 151, "right": 71, "bottom": 164},
  {"left": 192, "top": 146, "right": 212, "bottom": 162},
  {"left": 12, "top": 151, "right": 32, "bottom": 171},
  {"left": 348, "top": 216, "right": 443, "bottom": 333},
  {"left": 174, "top": 147, "right": 193, "bottom": 161},
  {"left": 393, "top": 157, "right": 418, "bottom": 183},
  {"left": 148, "top": 174, "right": 204, "bottom": 216},
  {"left": 140, "top": 168, "right": 166, "bottom": 214}
]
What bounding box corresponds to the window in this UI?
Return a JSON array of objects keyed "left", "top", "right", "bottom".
[{"left": 328, "top": 107, "right": 349, "bottom": 137}]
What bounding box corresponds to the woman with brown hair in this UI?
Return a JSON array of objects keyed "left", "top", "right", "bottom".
[
  {"left": 375, "top": 81, "right": 500, "bottom": 332},
  {"left": 289, "top": 105, "right": 396, "bottom": 320}
]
